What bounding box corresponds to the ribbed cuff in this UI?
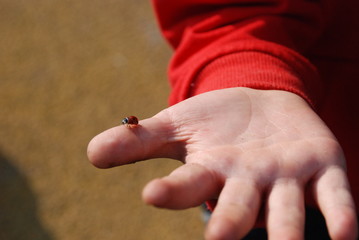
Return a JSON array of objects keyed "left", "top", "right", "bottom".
[{"left": 188, "top": 51, "right": 321, "bottom": 109}]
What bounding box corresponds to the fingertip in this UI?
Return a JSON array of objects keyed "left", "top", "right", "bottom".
[
  {"left": 142, "top": 179, "right": 169, "bottom": 207},
  {"left": 205, "top": 219, "right": 223, "bottom": 240},
  {"left": 205, "top": 216, "right": 239, "bottom": 240},
  {"left": 86, "top": 130, "right": 120, "bottom": 169},
  {"left": 204, "top": 179, "right": 260, "bottom": 240},
  {"left": 327, "top": 207, "right": 358, "bottom": 240},
  {"left": 314, "top": 167, "right": 358, "bottom": 239},
  {"left": 87, "top": 135, "right": 106, "bottom": 168}
]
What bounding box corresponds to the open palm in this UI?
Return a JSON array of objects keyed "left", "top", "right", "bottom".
[{"left": 88, "top": 87, "right": 357, "bottom": 240}]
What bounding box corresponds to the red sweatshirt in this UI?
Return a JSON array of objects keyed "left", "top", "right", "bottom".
[{"left": 151, "top": 0, "right": 359, "bottom": 211}]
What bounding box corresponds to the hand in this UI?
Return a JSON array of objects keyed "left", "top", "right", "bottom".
[{"left": 87, "top": 87, "right": 358, "bottom": 240}]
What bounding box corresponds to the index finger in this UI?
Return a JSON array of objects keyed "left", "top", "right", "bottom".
[{"left": 87, "top": 114, "right": 182, "bottom": 168}]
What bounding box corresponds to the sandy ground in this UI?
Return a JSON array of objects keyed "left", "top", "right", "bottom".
[{"left": 0, "top": 1, "right": 204, "bottom": 239}]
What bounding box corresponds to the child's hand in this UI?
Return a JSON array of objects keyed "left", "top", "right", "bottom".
[{"left": 87, "top": 87, "right": 357, "bottom": 240}]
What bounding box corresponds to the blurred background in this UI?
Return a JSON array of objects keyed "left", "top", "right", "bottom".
[{"left": 0, "top": 1, "right": 204, "bottom": 239}]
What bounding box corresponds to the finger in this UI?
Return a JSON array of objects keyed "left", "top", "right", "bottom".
[
  {"left": 142, "top": 163, "right": 221, "bottom": 209},
  {"left": 266, "top": 178, "right": 305, "bottom": 240},
  {"left": 205, "top": 178, "right": 261, "bottom": 240},
  {"left": 87, "top": 112, "right": 183, "bottom": 168},
  {"left": 314, "top": 166, "right": 358, "bottom": 240}
]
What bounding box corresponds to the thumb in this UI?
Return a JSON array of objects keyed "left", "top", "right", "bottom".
[{"left": 87, "top": 112, "right": 183, "bottom": 169}]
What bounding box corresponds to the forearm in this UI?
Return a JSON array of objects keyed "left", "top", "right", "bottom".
[{"left": 151, "top": 0, "right": 332, "bottom": 107}]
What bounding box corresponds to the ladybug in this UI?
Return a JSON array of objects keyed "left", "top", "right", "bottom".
[{"left": 121, "top": 116, "right": 139, "bottom": 127}]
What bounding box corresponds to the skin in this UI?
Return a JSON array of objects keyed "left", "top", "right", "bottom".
[{"left": 87, "top": 87, "right": 358, "bottom": 240}]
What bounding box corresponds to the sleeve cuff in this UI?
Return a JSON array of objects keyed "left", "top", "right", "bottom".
[{"left": 169, "top": 49, "right": 322, "bottom": 109}]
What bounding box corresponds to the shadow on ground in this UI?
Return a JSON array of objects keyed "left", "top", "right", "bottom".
[{"left": 0, "top": 150, "right": 53, "bottom": 240}]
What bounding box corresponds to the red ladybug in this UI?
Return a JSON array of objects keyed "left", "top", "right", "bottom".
[{"left": 121, "top": 116, "right": 139, "bottom": 127}]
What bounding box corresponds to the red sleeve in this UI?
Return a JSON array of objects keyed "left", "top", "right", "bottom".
[{"left": 151, "top": 0, "right": 335, "bottom": 108}]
